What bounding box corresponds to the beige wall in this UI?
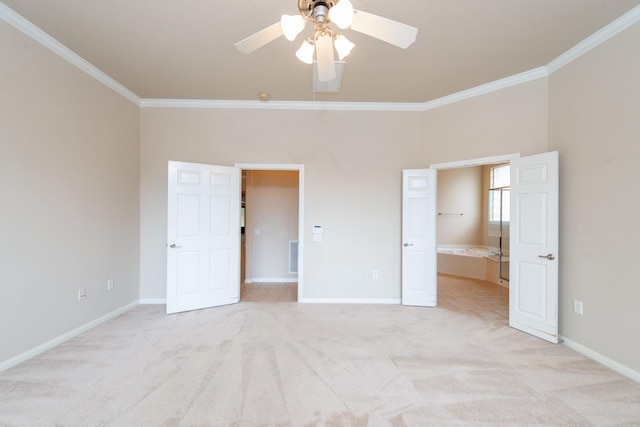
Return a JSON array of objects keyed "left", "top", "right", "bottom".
[
  {"left": 549, "top": 22, "right": 640, "bottom": 373},
  {"left": 244, "top": 170, "right": 299, "bottom": 282},
  {"left": 0, "top": 21, "right": 140, "bottom": 362},
  {"left": 436, "top": 167, "right": 483, "bottom": 246},
  {"left": 5, "top": 4, "right": 638, "bottom": 379},
  {"left": 421, "top": 79, "right": 549, "bottom": 164},
  {"left": 140, "top": 109, "right": 426, "bottom": 300},
  {"left": 139, "top": 80, "right": 548, "bottom": 302}
]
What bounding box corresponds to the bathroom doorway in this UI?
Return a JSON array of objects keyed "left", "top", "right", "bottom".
[
  {"left": 404, "top": 151, "right": 559, "bottom": 342},
  {"left": 433, "top": 154, "right": 517, "bottom": 321},
  {"left": 431, "top": 151, "right": 559, "bottom": 343},
  {"left": 436, "top": 163, "right": 510, "bottom": 288}
]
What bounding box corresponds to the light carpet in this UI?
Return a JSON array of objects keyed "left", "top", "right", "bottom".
[{"left": 1, "top": 298, "right": 640, "bottom": 426}]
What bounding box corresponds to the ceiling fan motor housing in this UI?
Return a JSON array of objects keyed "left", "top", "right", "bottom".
[
  {"left": 298, "top": 0, "right": 339, "bottom": 14},
  {"left": 299, "top": 0, "right": 341, "bottom": 21}
]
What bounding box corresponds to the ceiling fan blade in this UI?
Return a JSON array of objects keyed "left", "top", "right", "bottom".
[
  {"left": 315, "top": 35, "right": 336, "bottom": 82},
  {"left": 235, "top": 22, "right": 283, "bottom": 54},
  {"left": 350, "top": 10, "right": 417, "bottom": 49}
]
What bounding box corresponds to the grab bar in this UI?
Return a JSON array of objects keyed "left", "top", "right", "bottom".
[{"left": 438, "top": 212, "right": 464, "bottom": 216}]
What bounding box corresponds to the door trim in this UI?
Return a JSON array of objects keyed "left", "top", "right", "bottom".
[
  {"left": 431, "top": 153, "right": 520, "bottom": 170},
  {"left": 235, "top": 163, "right": 305, "bottom": 303}
]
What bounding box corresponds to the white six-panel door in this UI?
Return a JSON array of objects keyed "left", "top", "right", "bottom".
[
  {"left": 167, "top": 161, "right": 241, "bottom": 314},
  {"left": 402, "top": 169, "right": 437, "bottom": 306},
  {"left": 509, "top": 151, "right": 559, "bottom": 343}
]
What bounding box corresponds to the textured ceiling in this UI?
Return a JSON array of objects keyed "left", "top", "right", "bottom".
[{"left": 2, "top": 0, "right": 640, "bottom": 102}]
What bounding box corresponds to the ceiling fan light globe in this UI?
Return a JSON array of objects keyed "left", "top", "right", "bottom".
[
  {"left": 281, "top": 14, "right": 306, "bottom": 41},
  {"left": 296, "top": 40, "right": 315, "bottom": 64},
  {"left": 328, "top": 0, "right": 354, "bottom": 29},
  {"left": 333, "top": 34, "right": 355, "bottom": 60}
]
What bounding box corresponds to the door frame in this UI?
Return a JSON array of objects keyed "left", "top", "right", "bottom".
[
  {"left": 431, "top": 154, "right": 520, "bottom": 172},
  {"left": 235, "top": 163, "right": 305, "bottom": 302},
  {"left": 430, "top": 153, "right": 520, "bottom": 294}
]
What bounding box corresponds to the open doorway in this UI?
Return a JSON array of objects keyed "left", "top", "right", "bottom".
[
  {"left": 403, "top": 152, "right": 558, "bottom": 341},
  {"left": 236, "top": 164, "right": 305, "bottom": 303},
  {"left": 436, "top": 163, "right": 510, "bottom": 286},
  {"left": 432, "top": 154, "right": 517, "bottom": 321}
]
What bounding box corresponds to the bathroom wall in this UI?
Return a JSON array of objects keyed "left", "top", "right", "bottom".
[{"left": 436, "top": 166, "right": 484, "bottom": 246}]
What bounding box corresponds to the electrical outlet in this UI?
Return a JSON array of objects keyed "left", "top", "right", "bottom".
[
  {"left": 573, "top": 300, "right": 583, "bottom": 315},
  {"left": 78, "top": 288, "right": 86, "bottom": 301},
  {"left": 107, "top": 279, "right": 114, "bottom": 290},
  {"left": 372, "top": 270, "right": 379, "bottom": 279}
]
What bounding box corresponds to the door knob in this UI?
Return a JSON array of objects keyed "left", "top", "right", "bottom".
[
  {"left": 403, "top": 243, "right": 414, "bottom": 247},
  {"left": 538, "top": 253, "right": 555, "bottom": 260},
  {"left": 169, "top": 243, "right": 182, "bottom": 249}
]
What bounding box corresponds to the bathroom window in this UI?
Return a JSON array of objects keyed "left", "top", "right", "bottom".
[
  {"left": 491, "top": 164, "right": 510, "bottom": 189},
  {"left": 488, "top": 164, "right": 511, "bottom": 280},
  {"left": 489, "top": 165, "right": 510, "bottom": 222}
]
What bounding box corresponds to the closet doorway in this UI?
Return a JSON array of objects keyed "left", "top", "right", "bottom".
[{"left": 236, "top": 164, "right": 305, "bottom": 302}]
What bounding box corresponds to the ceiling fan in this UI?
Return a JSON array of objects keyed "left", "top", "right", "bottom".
[{"left": 235, "top": 0, "right": 418, "bottom": 82}]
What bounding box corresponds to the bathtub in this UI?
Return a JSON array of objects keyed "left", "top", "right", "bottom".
[
  {"left": 438, "top": 246, "right": 490, "bottom": 257},
  {"left": 437, "top": 245, "right": 494, "bottom": 281}
]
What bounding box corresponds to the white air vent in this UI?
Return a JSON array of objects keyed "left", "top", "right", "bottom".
[{"left": 289, "top": 240, "right": 299, "bottom": 274}]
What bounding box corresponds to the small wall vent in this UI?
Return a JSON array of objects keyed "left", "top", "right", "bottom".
[{"left": 289, "top": 240, "right": 299, "bottom": 274}]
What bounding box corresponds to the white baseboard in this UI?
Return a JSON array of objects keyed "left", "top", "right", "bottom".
[
  {"left": 248, "top": 278, "right": 298, "bottom": 283},
  {"left": 0, "top": 300, "right": 139, "bottom": 373},
  {"left": 561, "top": 335, "right": 640, "bottom": 384},
  {"left": 139, "top": 298, "right": 167, "bottom": 305},
  {"left": 300, "top": 298, "right": 401, "bottom": 305}
]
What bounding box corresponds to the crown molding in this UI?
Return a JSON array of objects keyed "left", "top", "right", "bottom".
[
  {"left": 547, "top": 4, "right": 640, "bottom": 73},
  {"left": 139, "top": 98, "right": 426, "bottom": 112},
  {"left": 140, "top": 67, "right": 548, "bottom": 112},
  {"left": 0, "top": 2, "right": 141, "bottom": 106},
  {"left": 3, "top": 2, "right": 639, "bottom": 111},
  {"left": 420, "top": 67, "right": 549, "bottom": 111}
]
